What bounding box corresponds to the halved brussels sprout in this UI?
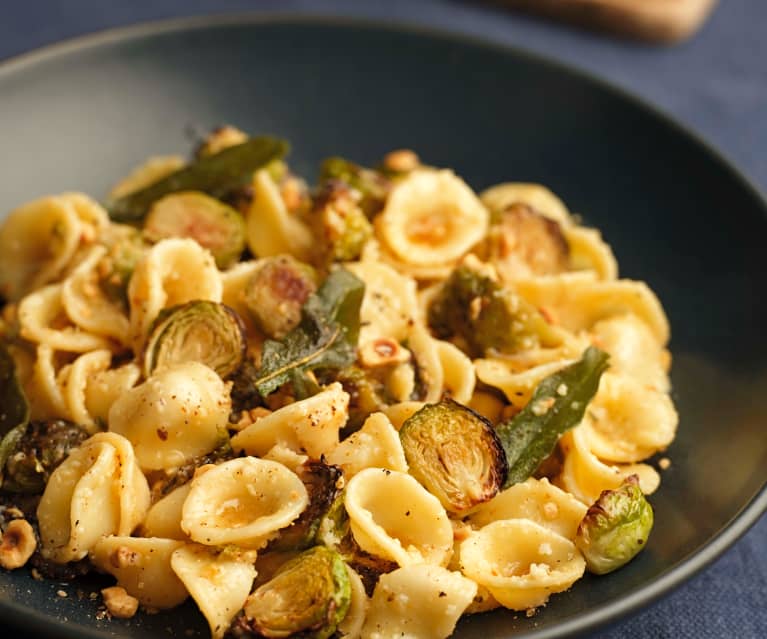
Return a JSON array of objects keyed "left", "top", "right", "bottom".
[
  {"left": 242, "top": 255, "right": 318, "bottom": 340},
  {"left": 310, "top": 181, "right": 373, "bottom": 266},
  {"left": 267, "top": 461, "right": 344, "bottom": 552},
  {"left": 319, "top": 157, "right": 390, "bottom": 219},
  {"left": 427, "top": 261, "right": 562, "bottom": 356},
  {"left": 144, "top": 191, "right": 246, "bottom": 268},
  {"left": 237, "top": 545, "right": 351, "bottom": 639},
  {"left": 399, "top": 399, "right": 508, "bottom": 514},
  {"left": 0, "top": 419, "right": 89, "bottom": 494},
  {"left": 143, "top": 301, "right": 246, "bottom": 379},
  {"left": 575, "top": 475, "right": 654, "bottom": 575}
]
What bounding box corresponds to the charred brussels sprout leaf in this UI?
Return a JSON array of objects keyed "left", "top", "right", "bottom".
[
  {"left": 310, "top": 181, "right": 373, "bottom": 266},
  {"left": 238, "top": 545, "right": 351, "bottom": 639},
  {"left": 267, "top": 461, "right": 343, "bottom": 552},
  {"left": 400, "top": 399, "right": 507, "bottom": 514},
  {"left": 576, "top": 475, "right": 654, "bottom": 575},
  {"left": 243, "top": 255, "right": 318, "bottom": 340},
  {"left": 1, "top": 420, "right": 89, "bottom": 494},
  {"left": 0, "top": 344, "right": 29, "bottom": 436},
  {"left": 427, "top": 262, "right": 561, "bottom": 356},
  {"left": 143, "top": 301, "right": 247, "bottom": 379},
  {"left": 315, "top": 491, "right": 397, "bottom": 595},
  {"left": 144, "top": 191, "right": 246, "bottom": 268},
  {"left": 150, "top": 440, "right": 233, "bottom": 500},
  {"left": 107, "top": 136, "right": 288, "bottom": 223},
  {"left": 496, "top": 346, "right": 610, "bottom": 488},
  {"left": 0, "top": 343, "right": 31, "bottom": 489},
  {"left": 319, "top": 157, "right": 390, "bottom": 219},
  {"left": 254, "top": 268, "right": 365, "bottom": 399}
]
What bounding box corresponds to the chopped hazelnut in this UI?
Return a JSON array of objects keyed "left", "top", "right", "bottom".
[
  {"left": 0, "top": 519, "right": 37, "bottom": 570},
  {"left": 383, "top": 149, "right": 420, "bottom": 173},
  {"left": 359, "top": 338, "right": 411, "bottom": 367},
  {"left": 101, "top": 586, "right": 139, "bottom": 619}
]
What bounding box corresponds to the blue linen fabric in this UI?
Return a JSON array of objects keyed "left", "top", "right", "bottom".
[{"left": 0, "top": 1, "right": 765, "bottom": 637}]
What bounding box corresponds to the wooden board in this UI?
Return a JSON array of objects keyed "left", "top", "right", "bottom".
[{"left": 498, "top": 0, "right": 719, "bottom": 43}]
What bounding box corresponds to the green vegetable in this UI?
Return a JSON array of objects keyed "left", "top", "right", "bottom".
[
  {"left": 311, "top": 181, "right": 373, "bottom": 266},
  {"left": 97, "top": 225, "right": 147, "bottom": 306},
  {"left": 237, "top": 545, "right": 351, "bottom": 639},
  {"left": 1, "top": 419, "right": 89, "bottom": 494},
  {"left": 254, "top": 268, "right": 365, "bottom": 399},
  {"left": 107, "top": 136, "right": 288, "bottom": 223},
  {"left": 496, "top": 346, "right": 610, "bottom": 488},
  {"left": 319, "top": 157, "right": 390, "bottom": 219},
  {"left": 399, "top": 399, "right": 507, "bottom": 514},
  {"left": 267, "top": 461, "right": 343, "bottom": 552},
  {"left": 576, "top": 475, "right": 654, "bottom": 575},
  {"left": 144, "top": 191, "right": 246, "bottom": 268},
  {"left": 316, "top": 492, "right": 397, "bottom": 595},
  {"left": 427, "top": 262, "right": 562, "bottom": 356},
  {"left": 0, "top": 343, "right": 31, "bottom": 489},
  {"left": 143, "top": 301, "right": 246, "bottom": 379},
  {"left": 322, "top": 366, "right": 391, "bottom": 433},
  {"left": 243, "top": 255, "right": 318, "bottom": 340}
]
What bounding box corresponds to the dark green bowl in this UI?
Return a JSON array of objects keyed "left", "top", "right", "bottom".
[{"left": 1, "top": 15, "right": 765, "bottom": 639}]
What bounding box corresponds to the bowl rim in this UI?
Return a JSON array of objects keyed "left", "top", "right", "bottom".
[{"left": 0, "top": 12, "right": 766, "bottom": 639}]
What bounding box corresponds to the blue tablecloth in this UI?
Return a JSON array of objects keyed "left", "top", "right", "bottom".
[{"left": 1, "top": 1, "right": 765, "bottom": 637}]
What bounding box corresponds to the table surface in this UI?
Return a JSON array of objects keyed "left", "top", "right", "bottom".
[{"left": 1, "top": 1, "right": 765, "bottom": 638}]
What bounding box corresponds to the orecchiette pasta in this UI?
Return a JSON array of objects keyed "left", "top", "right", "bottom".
[
  {"left": 181, "top": 457, "right": 308, "bottom": 549},
  {"left": 128, "top": 238, "right": 222, "bottom": 351},
  {"left": 459, "top": 519, "right": 586, "bottom": 610},
  {"left": 0, "top": 135, "right": 678, "bottom": 639},
  {"left": 361, "top": 565, "right": 478, "bottom": 639},
  {"left": 345, "top": 468, "right": 453, "bottom": 568},
  {"left": 108, "top": 361, "right": 231, "bottom": 470},
  {"left": 37, "top": 432, "right": 150, "bottom": 562},
  {"left": 90, "top": 536, "right": 188, "bottom": 608}
]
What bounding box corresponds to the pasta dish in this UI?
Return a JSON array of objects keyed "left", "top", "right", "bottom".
[{"left": 0, "top": 127, "right": 677, "bottom": 639}]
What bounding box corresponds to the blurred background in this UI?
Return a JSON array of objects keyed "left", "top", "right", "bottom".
[{"left": 1, "top": 1, "right": 765, "bottom": 637}]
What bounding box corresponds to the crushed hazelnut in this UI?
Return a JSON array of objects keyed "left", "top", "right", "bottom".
[
  {"left": 383, "top": 149, "right": 420, "bottom": 173},
  {"left": 359, "top": 338, "right": 411, "bottom": 367},
  {"left": 0, "top": 519, "right": 37, "bottom": 570},
  {"left": 101, "top": 586, "right": 139, "bottom": 619}
]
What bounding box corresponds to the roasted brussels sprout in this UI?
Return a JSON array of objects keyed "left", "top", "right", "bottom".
[
  {"left": 310, "top": 181, "right": 373, "bottom": 266},
  {"left": 144, "top": 191, "right": 246, "bottom": 268},
  {"left": 427, "top": 260, "right": 562, "bottom": 356},
  {"left": 319, "top": 157, "right": 390, "bottom": 218},
  {"left": 320, "top": 365, "right": 391, "bottom": 433},
  {"left": 0, "top": 420, "right": 89, "bottom": 494},
  {"left": 484, "top": 203, "right": 569, "bottom": 276},
  {"left": 97, "top": 225, "right": 147, "bottom": 305},
  {"left": 267, "top": 461, "right": 343, "bottom": 552},
  {"left": 143, "top": 300, "right": 246, "bottom": 379},
  {"left": 399, "top": 399, "right": 507, "bottom": 514},
  {"left": 242, "top": 255, "right": 318, "bottom": 340},
  {"left": 575, "top": 475, "right": 654, "bottom": 575},
  {"left": 236, "top": 545, "right": 351, "bottom": 639}
]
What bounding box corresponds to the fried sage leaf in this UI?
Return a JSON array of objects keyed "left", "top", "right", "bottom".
[
  {"left": 238, "top": 545, "right": 351, "bottom": 639},
  {"left": 254, "top": 268, "right": 364, "bottom": 399},
  {"left": 400, "top": 399, "right": 507, "bottom": 514},
  {"left": 108, "top": 136, "right": 288, "bottom": 223},
  {"left": 496, "top": 346, "right": 610, "bottom": 488}
]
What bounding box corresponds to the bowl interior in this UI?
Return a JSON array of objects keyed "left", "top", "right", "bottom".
[{"left": 1, "top": 17, "right": 766, "bottom": 639}]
